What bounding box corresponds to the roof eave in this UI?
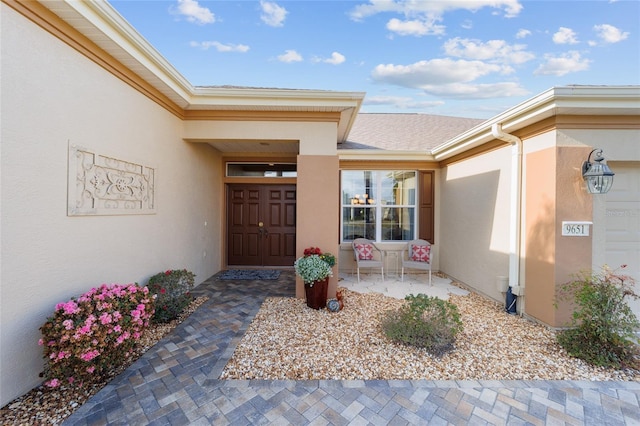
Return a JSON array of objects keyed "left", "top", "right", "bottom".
[
  {"left": 432, "top": 86, "right": 640, "bottom": 161},
  {"left": 43, "top": 0, "right": 364, "bottom": 141},
  {"left": 68, "top": 0, "right": 195, "bottom": 106}
]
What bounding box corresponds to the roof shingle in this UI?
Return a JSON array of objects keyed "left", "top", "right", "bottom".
[{"left": 342, "top": 113, "right": 484, "bottom": 151}]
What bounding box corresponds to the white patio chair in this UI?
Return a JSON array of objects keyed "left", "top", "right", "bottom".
[
  {"left": 352, "top": 238, "right": 384, "bottom": 282},
  {"left": 401, "top": 239, "right": 432, "bottom": 285}
]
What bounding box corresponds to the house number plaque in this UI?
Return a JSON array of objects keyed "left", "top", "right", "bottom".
[{"left": 561, "top": 221, "right": 592, "bottom": 237}]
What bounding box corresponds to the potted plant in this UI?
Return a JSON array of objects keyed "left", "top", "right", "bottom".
[{"left": 294, "top": 247, "right": 336, "bottom": 309}]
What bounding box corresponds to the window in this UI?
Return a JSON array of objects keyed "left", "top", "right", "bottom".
[
  {"left": 341, "top": 171, "right": 417, "bottom": 242},
  {"left": 226, "top": 163, "right": 297, "bottom": 177}
]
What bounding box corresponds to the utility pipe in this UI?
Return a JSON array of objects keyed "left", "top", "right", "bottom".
[{"left": 491, "top": 123, "right": 524, "bottom": 312}]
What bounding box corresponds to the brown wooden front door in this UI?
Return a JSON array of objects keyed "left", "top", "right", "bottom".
[{"left": 227, "top": 184, "right": 296, "bottom": 266}]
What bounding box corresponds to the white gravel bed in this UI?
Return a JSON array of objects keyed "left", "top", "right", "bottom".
[{"left": 220, "top": 288, "right": 639, "bottom": 381}]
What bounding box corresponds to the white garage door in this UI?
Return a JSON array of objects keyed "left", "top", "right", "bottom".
[{"left": 605, "top": 162, "right": 640, "bottom": 319}]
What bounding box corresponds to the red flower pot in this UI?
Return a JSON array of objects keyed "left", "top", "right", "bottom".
[{"left": 304, "top": 278, "right": 329, "bottom": 310}]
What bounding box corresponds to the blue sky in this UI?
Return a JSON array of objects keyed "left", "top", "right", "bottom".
[{"left": 109, "top": 0, "right": 640, "bottom": 118}]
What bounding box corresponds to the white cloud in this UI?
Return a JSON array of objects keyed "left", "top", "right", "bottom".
[
  {"left": 419, "top": 82, "right": 530, "bottom": 99},
  {"left": 553, "top": 27, "right": 579, "bottom": 44},
  {"left": 371, "top": 58, "right": 504, "bottom": 88},
  {"left": 534, "top": 51, "right": 590, "bottom": 76},
  {"left": 311, "top": 52, "right": 346, "bottom": 64},
  {"left": 350, "top": 0, "right": 522, "bottom": 23},
  {"left": 260, "top": 1, "right": 288, "bottom": 27},
  {"left": 278, "top": 49, "right": 303, "bottom": 63},
  {"left": 516, "top": 29, "right": 531, "bottom": 39},
  {"left": 324, "top": 52, "right": 346, "bottom": 65},
  {"left": 363, "top": 96, "right": 445, "bottom": 109},
  {"left": 172, "top": 0, "right": 215, "bottom": 24},
  {"left": 349, "top": 1, "right": 403, "bottom": 21},
  {"left": 386, "top": 18, "right": 445, "bottom": 36},
  {"left": 443, "top": 37, "right": 535, "bottom": 65},
  {"left": 369, "top": 56, "right": 530, "bottom": 100},
  {"left": 593, "top": 24, "right": 629, "bottom": 44},
  {"left": 189, "top": 41, "right": 249, "bottom": 52}
]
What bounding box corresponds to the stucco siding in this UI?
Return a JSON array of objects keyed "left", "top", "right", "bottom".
[
  {"left": 440, "top": 147, "right": 512, "bottom": 301},
  {"left": 522, "top": 128, "right": 640, "bottom": 326},
  {"left": 1, "top": 5, "right": 222, "bottom": 405},
  {"left": 566, "top": 128, "right": 640, "bottom": 321},
  {"left": 296, "top": 155, "right": 340, "bottom": 298},
  {"left": 523, "top": 145, "right": 593, "bottom": 327}
]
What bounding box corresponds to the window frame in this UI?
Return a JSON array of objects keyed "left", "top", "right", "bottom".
[
  {"left": 226, "top": 162, "right": 297, "bottom": 178},
  {"left": 340, "top": 170, "right": 418, "bottom": 243}
]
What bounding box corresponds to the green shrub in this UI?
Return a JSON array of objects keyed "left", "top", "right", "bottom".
[
  {"left": 380, "top": 293, "right": 462, "bottom": 356},
  {"left": 556, "top": 265, "right": 640, "bottom": 368},
  {"left": 147, "top": 269, "right": 195, "bottom": 323},
  {"left": 39, "top": 284, "right": 154, "bottom": 388}
]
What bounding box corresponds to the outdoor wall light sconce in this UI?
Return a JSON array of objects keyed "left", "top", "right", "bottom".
[{"left": 582, "top": 148, "right": 615, "bottom": 194}]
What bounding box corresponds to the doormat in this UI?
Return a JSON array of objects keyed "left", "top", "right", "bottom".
[{"left": 217, "top": 269, "right": 281, "bottom": 281}]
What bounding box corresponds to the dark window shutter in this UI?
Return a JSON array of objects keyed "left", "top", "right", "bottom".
[{"left": 418, "top": 171, "right": 434, "bottom": 243}]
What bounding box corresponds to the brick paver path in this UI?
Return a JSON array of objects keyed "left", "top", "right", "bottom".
[{"left": 64, "top": 270, "right": 640, "bottom": 425}]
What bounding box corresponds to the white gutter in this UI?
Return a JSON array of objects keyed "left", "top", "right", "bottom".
[{"left": 491, "top": 123, "right": 524, "bottom": 311}]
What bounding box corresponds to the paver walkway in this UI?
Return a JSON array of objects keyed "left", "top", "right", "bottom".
[{"left": 64, "top": 270, "right": 640, "bottom": 425}]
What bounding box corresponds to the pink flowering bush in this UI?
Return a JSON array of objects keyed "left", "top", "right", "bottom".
[
  {"left": 147, "top": 269, "right": 195, "bottom": 323},
  {"left": 39, "top": 283, "right": 154, "bottom": 388}
]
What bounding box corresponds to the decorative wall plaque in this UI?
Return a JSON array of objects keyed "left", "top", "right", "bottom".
[{"left": 68, "top": 144, "right": 155, "bottom": 216}]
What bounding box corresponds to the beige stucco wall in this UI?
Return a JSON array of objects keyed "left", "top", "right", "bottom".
[
  {"left": 439, "top": 147, "right": 512, "bottom": 301},
  {"left": 296, "top": 156, "right": 340, "bottom": 298},
  {"left": 523, "top": 144, "right": 593, "bottom": 327},
  {"left": 560, "top": 128, "right": 640, "bottom": 321},
  {"left": 560, "top": 129, "right": 640, "bottom": 265},
  {"left": 441, "top": 125, "right": 639, "bottom": 328},
  {"left": 1, "top": 6, "right": 222, "bottom": 405},
  {"left": 520, "top": 127, "right": 640, "bottom": 327}
]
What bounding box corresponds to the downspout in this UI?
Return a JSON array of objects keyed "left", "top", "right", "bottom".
[{"left": 491, "top": 123, "right": 523, "bottom": 314}]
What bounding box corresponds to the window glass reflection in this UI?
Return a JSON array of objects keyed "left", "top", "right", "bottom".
[
  {"left": 381, "top": 207, "right": 415, "bottom": 241},
  {"left": 341, "top": 171, "right": 377, "bottom": 205},
  {"left": 381, "top": 171, "right": 416, "bottom": 205},
  {"left": 342, "top": 207, "right": 376, "bottom": 240}
]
